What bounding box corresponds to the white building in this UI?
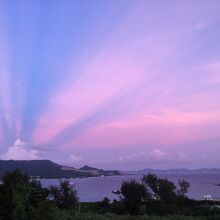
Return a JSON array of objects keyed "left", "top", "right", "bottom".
[{"left": 203, "top": 194, "right": 213, "bottom": 201}]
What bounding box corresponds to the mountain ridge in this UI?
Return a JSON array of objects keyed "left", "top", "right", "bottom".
[{"left": 124, "top": 168, "right": 220, "bottom": 175}]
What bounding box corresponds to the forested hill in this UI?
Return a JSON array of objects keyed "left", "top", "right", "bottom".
[
  {"left": 79, "top": 165, "right": 120, "bottom": 176},
  {"left": 0, "top": 160, "right": 120, "bottom": 179}
]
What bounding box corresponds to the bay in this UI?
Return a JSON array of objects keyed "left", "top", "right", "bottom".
[{"left": 41, "top": 174, "right": 220, "bottom": 202}]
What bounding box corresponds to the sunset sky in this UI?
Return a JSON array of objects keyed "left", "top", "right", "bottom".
[{"left": 0, "top": 0, "right": 220, "bottom": 170}]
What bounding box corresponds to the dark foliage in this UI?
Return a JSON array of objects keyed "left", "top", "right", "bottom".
[
  {"left": 142, "top": 174, "right": 177, "bottom": 203},
  {"left": 49, "top": 180, "right": 78, "bottom": 209},
  {"left": 120, "top": 179, "right": 149, "bottom": 214},
  {"left": 0, "top": 169, "right": 48, "bottom": 220},
  {"left": 111, "top": 199, "right": 126, "bottom": 215},
  {"left": 177, "top": 179, "right": 190, "bottom": 197}
]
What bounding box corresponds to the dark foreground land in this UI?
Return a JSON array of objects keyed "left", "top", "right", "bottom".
[
  {"left": 31, "top": 213, "right": 220, "bottom": 220},
  {"left": 0, "top": 169, "right": 220, "bottom": 220}
]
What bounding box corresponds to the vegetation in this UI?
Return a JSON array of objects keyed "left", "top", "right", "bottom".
[
  {"left": 120, "top": 179, "right": 149, "bottom": 214},
  {"left": 0, "top": 169, "right": 49, "bottom": 219},
  {"left": 49, "top": 180, "right": 78, "bottom": 209},
  {"left": 0, "top": 169, "right": 220, "bottom": 220}
]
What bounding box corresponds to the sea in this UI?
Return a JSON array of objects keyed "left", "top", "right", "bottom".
[{"left": 41, "top": 174, "right": 220, "bottom": 202}]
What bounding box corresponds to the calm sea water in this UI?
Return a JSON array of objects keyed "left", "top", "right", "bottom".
[{"left": 41, "top": 174, "right": 220, "bottom": 202}]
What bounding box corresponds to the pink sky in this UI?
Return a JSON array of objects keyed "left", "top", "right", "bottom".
[{"left": 0, "top": 0, "right": 220, "bottom": 169}]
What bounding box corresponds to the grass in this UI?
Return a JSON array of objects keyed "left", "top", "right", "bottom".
[{"left": 51, "top": 212, "right": 220, "bottom": 220}]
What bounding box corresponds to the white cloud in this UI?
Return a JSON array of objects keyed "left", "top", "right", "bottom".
[
  {"left": 111, "top": 149, "right": 187, "bottom": 164},
  {"left": 69, "top": 154, "right": 83, "bottom": 162},
  {"left": 148, "top": 149, "right": 171, "bottom": 161},
  {"left": 112, "top": 151, "right": 146, "bottom": 163},
  {"left": 1, "top": 139, "right": 40, "bottom": 160}
]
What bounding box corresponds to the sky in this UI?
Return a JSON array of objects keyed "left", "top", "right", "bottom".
[{"left": 0, "top": 0, "right": 220, "bottom": 170}]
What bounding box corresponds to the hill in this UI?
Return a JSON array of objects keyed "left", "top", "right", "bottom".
[
  {"left": 79, "top": 165, "right": 120, "bottom": 176},
  {"left": 0, "top": 160, "right": 120, "bottom": 179}
]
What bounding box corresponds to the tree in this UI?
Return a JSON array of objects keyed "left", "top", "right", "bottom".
[
  {"left": 177, "top": 179, "right": 190, "bottom": 197},
  {"left": 142, "top": 174, "right": 176, "bottom": 203},
  {"left": 142, "top": 174, "right": 158, "bottom": 198},
  {"left": 120, "top": 179, "right": 149, "bottom": 214},
  {"left": 49, "top": 180, "right": 78, "bottom": 209},
  {"left": 0, "top": 169, "right": 48, "bottom": 220},
  {"left": 98, "top": 197, "right": 111, "bottom": 213}
]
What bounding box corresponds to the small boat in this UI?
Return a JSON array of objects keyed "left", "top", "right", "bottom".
[
  {"left": 112, "top": 189, "right": 121, "bottom": 195},
  {"left": 215, "top": 183, "right": 220, "bottom": 186}
]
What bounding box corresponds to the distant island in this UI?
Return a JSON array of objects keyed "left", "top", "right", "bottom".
[
  {"left": 0, "top": 160, "right": 120, "bottom": 179},
  {"left": 124, "top": 168, "right": 220, "bottom": 175}
]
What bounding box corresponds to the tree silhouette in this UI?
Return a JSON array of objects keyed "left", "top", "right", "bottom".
[
  {"left": 120, "top": 179, "right": 149, "bottom": 214},
  {"left": 49, "top": 180, "right": 78, "bottom": 209},
  {"left": 143, "top": 174, "right": 177, "bottom": 203},
  {"left": 177, "top": 179, "right": 190, "bottom": 197},
  {"left": 0, "top": 169, "right": 48, "bottom": 220}
]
